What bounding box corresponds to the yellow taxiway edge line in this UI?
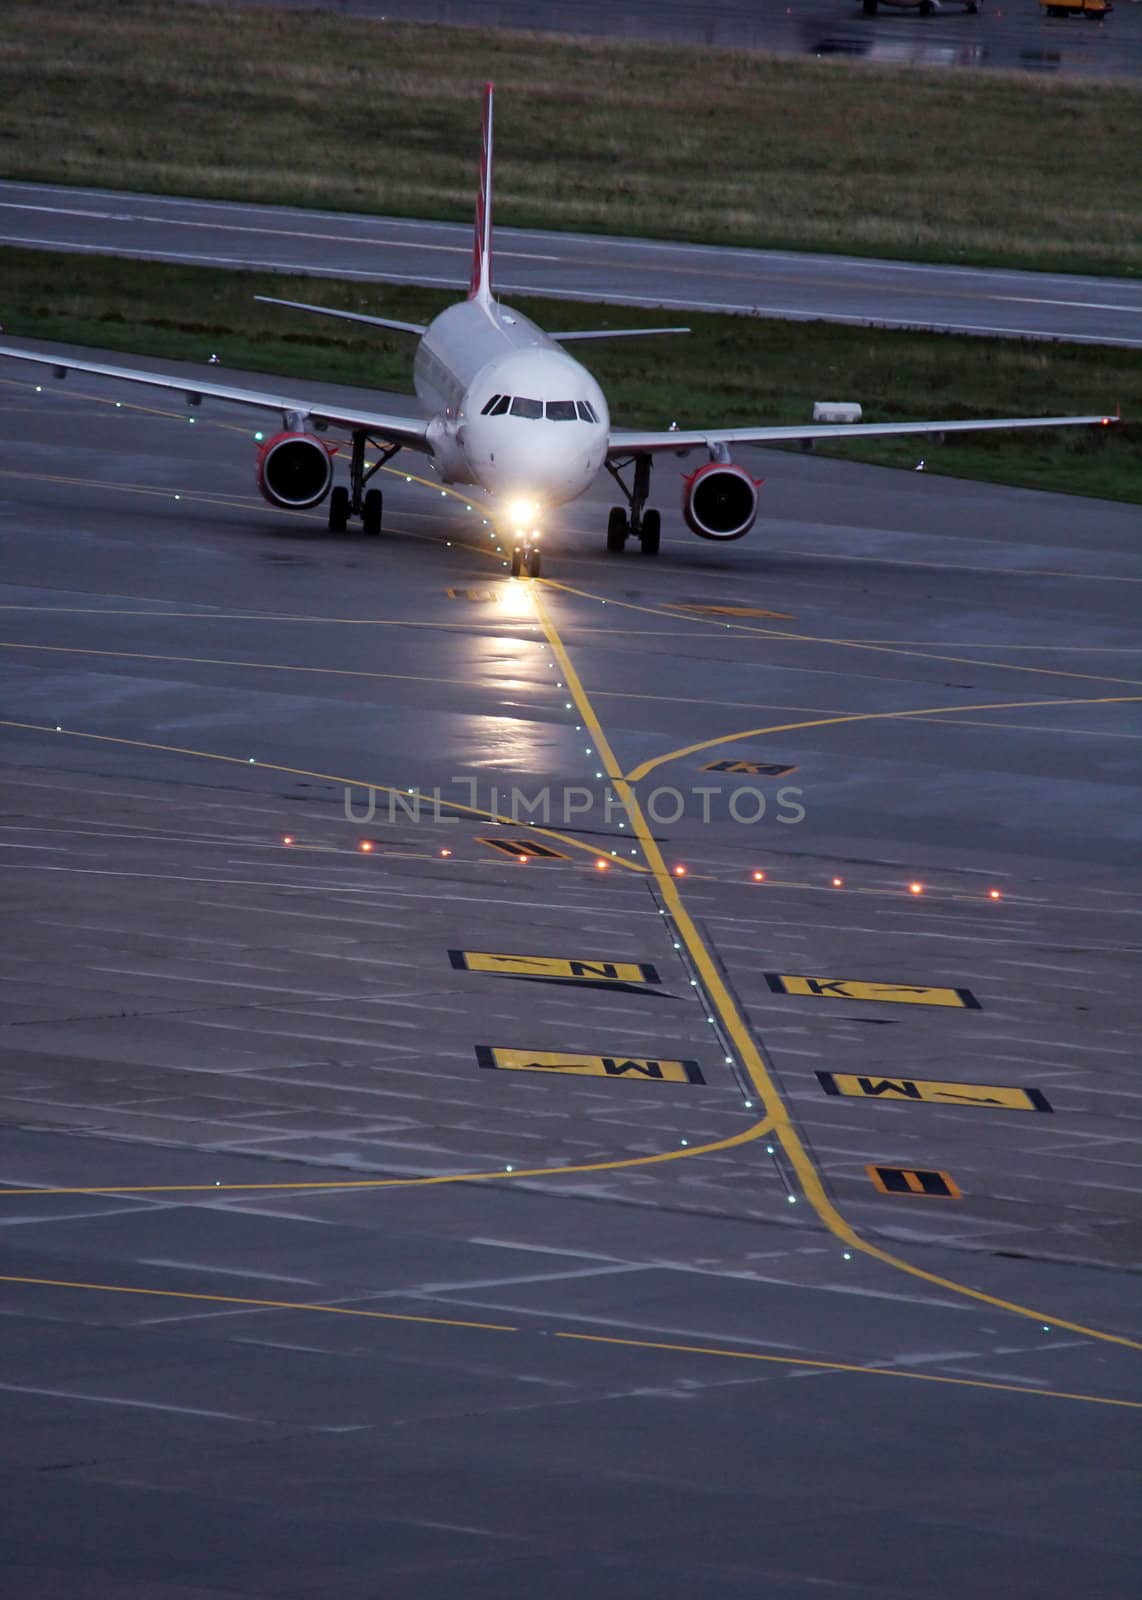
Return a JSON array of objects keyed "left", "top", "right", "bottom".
[
  {"left": 0, "top": 1275, "right": 1136, "bottom": 1411},
  {"left": 552, "top": 1332, "right": 1142, "bottom": 1410},
  {"left": 0, "top": 1276, "right": 515, "bottom": 1332},
  {"left": 532, "top": 585, "right": 1142, "bottom": 1355},
  {"left": 0, "top": 718, "right": 647, "bottom": 874},
  {"left": 0, "top": 1117, "right": 773, "bottom": 1199},
  {"left": 543, "top": 578, "right": 1142, "bottom": 691},
  {"left": 0, "top": 638, "right": 502, "bottom": 692},
  {"left": 625, "top": 693, "right": 1142, "bottom": 784}
]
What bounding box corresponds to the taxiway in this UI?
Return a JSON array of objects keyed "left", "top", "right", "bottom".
[{"left": 0, "top": 356, "right": 1139, "bottom": 1598}]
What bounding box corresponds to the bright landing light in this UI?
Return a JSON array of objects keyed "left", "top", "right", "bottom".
[{"left": 508, "top": 498, "right": 537, "bottom": 528}]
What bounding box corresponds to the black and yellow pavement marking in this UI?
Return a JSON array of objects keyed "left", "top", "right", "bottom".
[
  {"left": 868, "top": 1166, "right": 961, "bottom": 1198},
  {"left": 701, "top": 759, "right": 797, "bottom": 776},
  {"left": 476, "top": 836, "right": 570, "bottom": 860},
  {"left": 447, "top": 588, "right": 498, "bottom": 601},
  {"left": 477, "top": 1047, "right": 705, "bottom": 1084},
  {"left": 819, "top": 1073, "right": 1051, "bottom": 1112},
  {"left": 451, "top": 951, "right": 661, "bottom": 984},
  {"left": 767, "top": 974, "right": 979, "bottom": 1009}
]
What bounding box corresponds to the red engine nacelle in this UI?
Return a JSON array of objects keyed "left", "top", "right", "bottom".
[
  {"left": 255, "top": 431, "right": 337, "bottom": 510},
  {"left": 682, "top": 462, "right": 762, "bottom": 541}
]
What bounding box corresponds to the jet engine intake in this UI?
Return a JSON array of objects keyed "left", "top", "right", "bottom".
[
  {"left": 682, "top": 462, "right": 761, "bottom": 541},
  {"left": 256, "top": 431, "right": 336, "bottom": 509}
]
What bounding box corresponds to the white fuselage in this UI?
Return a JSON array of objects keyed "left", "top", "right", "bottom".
[{"left": 412, "top": 298, "right": 609, "bottom": 518}]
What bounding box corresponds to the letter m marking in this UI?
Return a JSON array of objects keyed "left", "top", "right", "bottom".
[
  {"left": 603, "top": 1058, "right": 663, "bottom": 1079},
  {"left": 858, "top": 1077, "right": 922, "bottom": 1099}
]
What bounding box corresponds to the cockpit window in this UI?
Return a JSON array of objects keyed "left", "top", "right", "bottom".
[
  {"left": 546, "top": 400, "right": 577, "bottom": 421},
  {"left": 480, "top": 394, "right": 502, "bottom": 416},
  {"left": 490, "top": 394, "right": 511, "bottom": 416},
  {"left": 576, "top": 400, "right": 600, "bottom": 423},
  {"left": 509, "top": 396, "right": 543, "bottom": 419}
]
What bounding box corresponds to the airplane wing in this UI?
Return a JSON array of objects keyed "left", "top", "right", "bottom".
[
  {"left": 550, "top": 327, "right": 690, "bottom": 343},
  {"left": 607, "top": 412, "right": 1117, "bottom": 456},
  {"left": 0, "top": 342, "right": 432, "bottom": 450},
  {"left": 254, "top": 296, "right": 427, "bottom": 336}
]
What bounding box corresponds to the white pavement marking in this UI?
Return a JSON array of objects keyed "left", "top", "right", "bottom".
[
  {"left": 0, "top": 1382, "right": 271, "bottom": 1424},
  {"left": 138, "top": 1258, "right": 319, "bottom": 1285}
]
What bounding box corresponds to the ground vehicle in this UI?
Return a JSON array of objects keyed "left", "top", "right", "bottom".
[
  {"left": 1041, "top": 0, "right": 1111, "bottom": 15},
  {"left": 862, "top": 0, "right": 981, "bottom": 14}
]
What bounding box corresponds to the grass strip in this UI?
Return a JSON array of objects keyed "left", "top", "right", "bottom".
[
  {"left": 0, "top": 1, "right": 1138, "bottom": 277},
  {"left": 2, "top": 246, "right": 1137, "bottom": 503}
]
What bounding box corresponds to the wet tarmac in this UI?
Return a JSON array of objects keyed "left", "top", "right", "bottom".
[{"left": 1, "top": 351, "right": 1140, "bottom": 1597}]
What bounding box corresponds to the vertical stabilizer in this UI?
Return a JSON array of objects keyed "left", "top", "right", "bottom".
[{"left": 469, "top": 82, "right": 495, "bottom": 304}]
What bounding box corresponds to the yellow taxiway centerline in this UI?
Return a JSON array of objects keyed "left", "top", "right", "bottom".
[
  {"left": 531, "top": 582, "right": 1142, "bottom": 1355},
  {"left": 0, "top": 1116, "right": 774, "bottom": 1199}
]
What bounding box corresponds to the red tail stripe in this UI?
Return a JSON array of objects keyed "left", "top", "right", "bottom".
[{"left": 469, "top": 82, "right": 494, "bottom": 301}]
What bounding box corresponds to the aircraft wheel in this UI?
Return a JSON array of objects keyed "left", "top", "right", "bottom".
[
  {"left": 510, "top": 546, "right": 523, "bottom": 577},
  {"left": 328, "top": 485, "right": 350, "bottom": 533},
  {"left": 526, "top": 547, "right": 542, "bottom": 579},
  {"left": 362, "top": 488, "right": 383, "bottom": 536},
  {"left": 639, "top": 509, "right": 661, "bottom": 557},
  {"left": 606, "top": 506, "right": 628, "bottom": 553},
  {"left": 918, "top": 0, "right": 934, "bottom": 11},
  {"left": 862, "top": 0, "right": 877, "bottom": 13}
]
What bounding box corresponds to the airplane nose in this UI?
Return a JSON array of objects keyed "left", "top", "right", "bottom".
[{"left": 481, "top": 430, "right": 593, "bottom": 505}]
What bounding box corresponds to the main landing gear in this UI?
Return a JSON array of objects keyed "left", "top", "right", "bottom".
[
  {"left": 328, "top": 429, "right": 399, "bottom": 535},
  {"left": 511, "top": 542, "right": 542, "bottom": 579},
  {"left": 604, "top": 453, "right": 660, "bottom": 556}
]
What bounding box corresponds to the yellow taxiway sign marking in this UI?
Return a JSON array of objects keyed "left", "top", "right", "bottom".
[
  {"left": 701, "top": 759, "right": 797, "bottom": 776},
  {"left": 767, "top": 974, "right": 979, "bottom": 1008},
  {"left": 819, "top": 1073, "right": 1051, "bottom": 1112},
  {"left": 477, "top": 1047, "right": 704, "bottom": 1084},
  {"left": 452, "top": 951, "right": 660, "bottom": 984}
]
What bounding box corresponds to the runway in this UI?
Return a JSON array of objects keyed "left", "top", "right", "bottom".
[
  {"left": 1, "top": 348, "right": 1140, "bottom": 1595},
  {"left": 204, "top": 0, "right": 1142, "bottom": 82},
  {"left": 4, "top": 179, "right": 1141, "bottom": 348}
]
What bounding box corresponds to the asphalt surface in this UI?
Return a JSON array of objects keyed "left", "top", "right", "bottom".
[
  {"left": 3, "top": 179, "right": 1141, "bottom": 349},
  {"left": 1, "top": 350, "right": 1140, "bottom": 1597},
  {"left": 197, "top": 0, "right": 1142, "bottom": 81}
]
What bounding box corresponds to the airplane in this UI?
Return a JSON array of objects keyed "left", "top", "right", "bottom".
[{"left": 0, "top": 83, "right": 1117, "bottom": 576}]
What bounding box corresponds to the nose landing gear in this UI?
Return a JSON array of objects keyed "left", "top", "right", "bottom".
[
  {"left": 604, "top": 452, "right": 660, "bottom": 556},
  {"left": 511, "top": 542, "right": 542, "bottom": 578}
]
